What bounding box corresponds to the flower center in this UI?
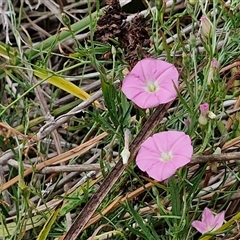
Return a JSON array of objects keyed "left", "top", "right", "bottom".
[
  {"left": 160, "top": 151, "right": 173, "bottom": 162},
  {"left": 146, "top": 81, "right": 158, "bottom": 93}
]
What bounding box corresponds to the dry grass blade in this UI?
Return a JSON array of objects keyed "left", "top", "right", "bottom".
[
  {"left": 84, "top": 182, "right": 154, "bottom": 229},
  {"left": 0, "top": 86, "right": 107, "bottom": 166},
  {"left": 1, "top": 132, "right": 107, "bottom": 192},
  {"left": 191, "top": 152, "right": 240, "bottom": 164}
]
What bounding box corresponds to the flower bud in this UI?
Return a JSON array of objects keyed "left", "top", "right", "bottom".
[
  {"left": 199, "top": 103, "right": 209, "bottom": 125},
  {"left": 200, "top": 15, "right": 212, "bottom": 39},
  {"left": 200, "top": 103, "right": 209, "bottom": 117},
  {"left": 111, "top": 45, "right": 116, "bottom": 56},
  {"left": 182, "top": 52, "right": 190, "bottom": 67},
  {"left": 61, "top": 13, "right": 71, "bottom": 28},
  {"left": 189, "top": 33, "right": 196, "bottom": 48},
  {"left": 189, "top": 0, "right": 197, "bottom": 5},
  {"left": 207, "top": 59, "right": 220, "bottom": 85},
  {"left": 198, "top": 115, "right": 208, "bottom": 125},
  {"left": 211, "top": 59, "right": 220, "bottom": 69},
  {"left": 121, "top": 148, "right": 130, "bottom": 165},
  {"left": 121, "top": 129, "right": 131, "bottom": 165},
  {"left": 208, "top": 111, "right": 216, "bottom": 119}
]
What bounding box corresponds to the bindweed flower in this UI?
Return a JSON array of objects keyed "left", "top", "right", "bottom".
[
  {"left": 192, "top": 207, "right": 225, "bottom": 234},
  {"left": 200, "top": 15, "right": 212, "bottom": 39},
  {"left": 136, "top": 131, "right": 193, "bottom": 181},
  {"left": 199, "top": 103, "right": 209, "bottom": 125},
  {"left": 121, "top": 58, "right": 179, "bottom": 109}
]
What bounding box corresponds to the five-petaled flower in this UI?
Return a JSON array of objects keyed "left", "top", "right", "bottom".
[
  {"left": 192, "top": 207, "right": 225, "bottom": 234},
  {"left": 136, "top": 131, "right": 193, "bottom": 181},
  {"left": 121, "top": 58, "right": 179, "bottom": 109}
]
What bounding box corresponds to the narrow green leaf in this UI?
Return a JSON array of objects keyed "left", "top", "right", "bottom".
[
  {"left": 36, "top": 202, "right": 63, "bottom": 240},
  {"left": 169, "top": 176, "right": 181, "bottom": 218},
  {"left": 124, "top": 201, "right": 156, "bottom": 240},
  {"left": 0, "top": 212, "right": 50, "bottom": 237}
]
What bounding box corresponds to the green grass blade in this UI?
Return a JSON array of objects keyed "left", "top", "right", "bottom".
[{"left": 36, "top": 203, "right": 62, "bottom": 240}]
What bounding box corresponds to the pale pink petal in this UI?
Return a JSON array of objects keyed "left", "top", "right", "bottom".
[
  {"left": 150, "top": 131, "right": 175, "bottom": 153},
  {"left": 123, "top": 73, "right": 146, "bottom": 86},
  {"left": 133, "top": 58, "right": 156, "bottom": 81},
  {"left": 169, "top": 155, "right": 191, "bottom": 169},
  {"left": 135, "top": 58, "right": 175, "bottom": 81},
  {"left": 192, "top": 220, "right": 208, "bottom": 234},
  {"left": 137, "top": 145, "right": 159, "bottom": 158},
  {"left": 140, "top": 135, "right": 163, "bottom": 154},
  {"left": 156, "top": 80, "right": 177, "bottom": 96},
  {"left": 132, "top": 92, "right": 164, "bottom": 109},
  {"left": 202, "top": 208, "right": 216, "bottom": 230},
  {"left": 152, "top": 65, "right": 179, "bottom": 104},
  {"left": 121, "top": 76, "right": 147, "bottom": 98},
  {"left": 154, "top": 87, "right": 177, "bottom": 104},
  {"left": 153, "top": 60, "right": 178, "bottom": 80},
  {"left": 136, "top": 152, "right": 161, "bottom": 172},
  {"left": 169, "top": 134, "right": 193, "bottom": 158},
  {"left": 136, "top": 158, "right": 160, "bottom": 173},
  {"left": 151, "top": 131, "right": 193, "bottom": 157},
  {"left": 213, "top": 211, "right": 225, "bottom": 230},
  {"left": 146, "top": 161, "right": 177, "bottom": 181},
  {"left": 155, "top": 66, "right": 179, "bottom": 87},
  {"left": 165, "top": 131, "right": 189, "bottom": 147}
]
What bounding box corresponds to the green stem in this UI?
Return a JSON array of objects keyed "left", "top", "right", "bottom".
[{"left": 25, "top": 9, "right": 104, "bottom": 60}]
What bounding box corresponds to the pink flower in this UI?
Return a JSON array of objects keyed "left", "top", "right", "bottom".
[
  {"left": 200, "top": 103, "right": 209, "bottom": 117},
  {"left": 192, "top": 207, "right": 225, "bottom": 234},
  {"left": 136, "top": 131, "right": 193, "bottom": 181},
  {"left": 121, "top": 58, "right": 179, "bottom": 109}
]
